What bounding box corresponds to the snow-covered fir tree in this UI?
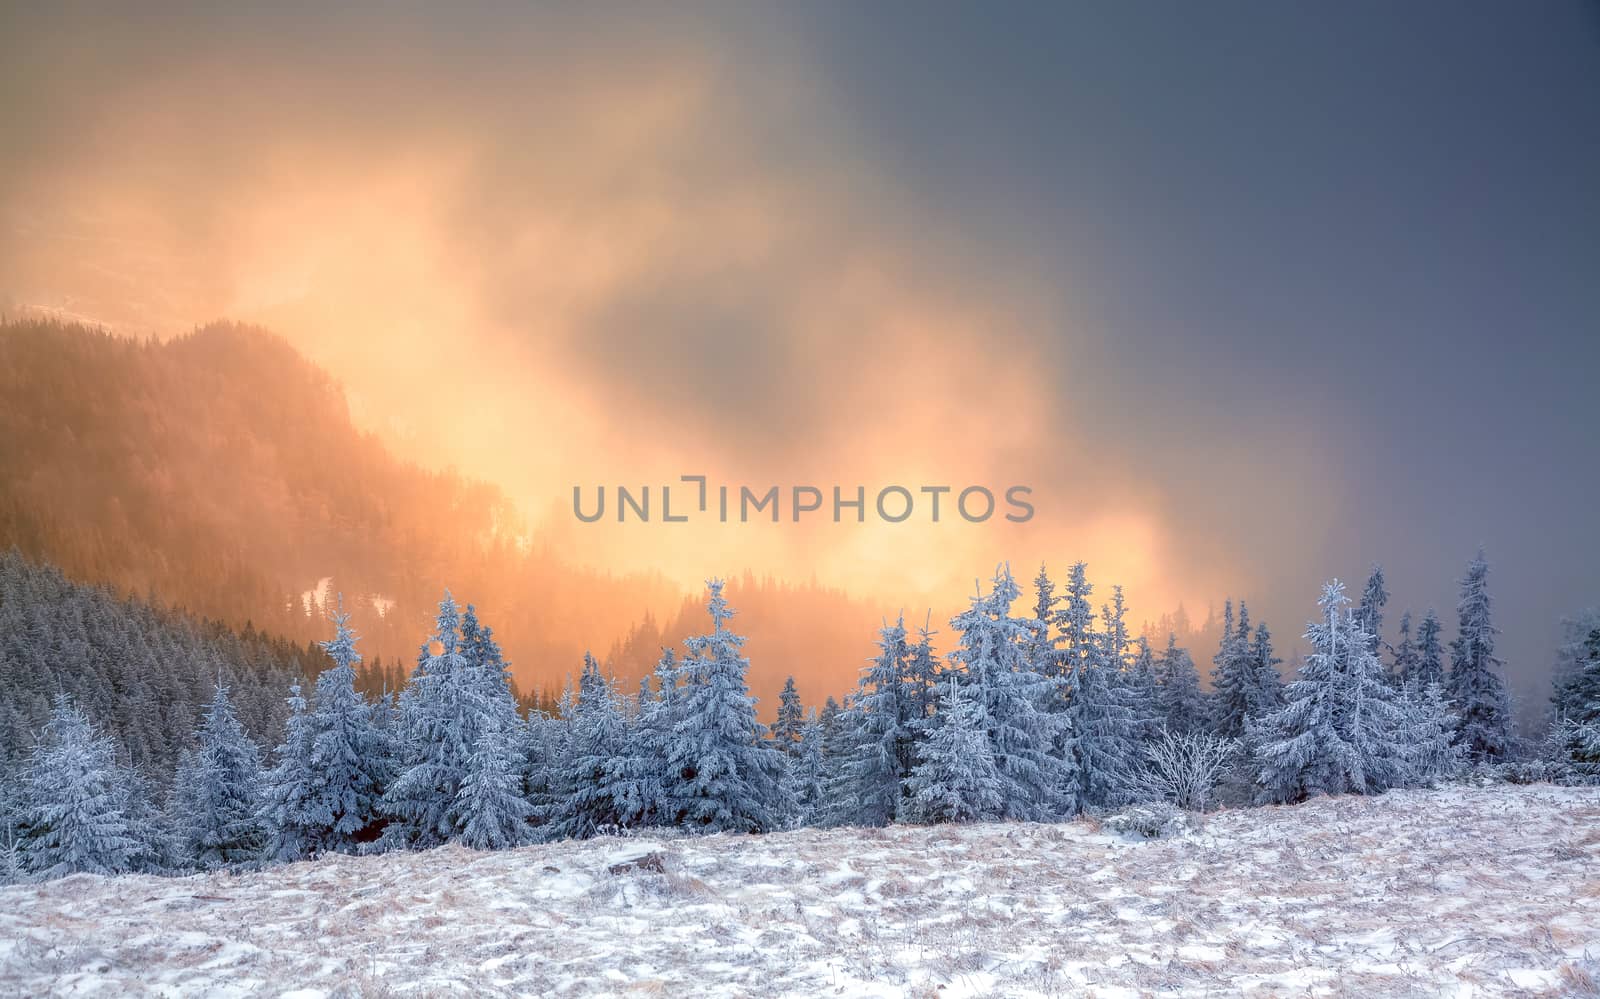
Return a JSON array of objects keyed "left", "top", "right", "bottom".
[
  {"left": 901, "top": 617, "right": 941, "bottom": 732},
  {"left": 1253, "top": 581, "right": 1408, "bottom": 802},
  {"left": 905, "top": 680, "right": 1004, "bottom": 823},
  {"left": 457, "top": 723, "right": 534, "bottom": 849},
  {"left": 1065, "top": 585, "right": 1141, "bottom": 808},
  {"left": 547, "top": 653, "right": 630, "bottom": 839},
  {"left": 828, "top": 617, "right": 912, "bottom": 826},
  {"left": 460, "top": 604, "right": 521, "bottom": 737},
  {"left": 19, "top": 697, "right": 137, "bottom": 878},
  {"left": 174, "top": 682, "right": 265, "bottom": 868},
  {"left": 1390, "top": 611, "right": 1420, "bottom": 688},
  {"left": 1156, "top": 633, "right": 1207, "bottom": 735},
  {"left": 307, "top": 604, "right": 390, "bottom": 852},
  {"left": 1211, "top": 600, "right": 1250, "bottom": 738},
  {"left": 663, "top": 581, "right": 789, "bottom": 833},
  {"left": 1356, "top": 564, "right": 1389, "bottom": 654},
  {"left": 258, "top": 683, "right": 319, "bottom": 862},
  {"left": 780, "top": 712, "right": 828, "bottom": 829},
  {"left": 1552, "top": 621, "right": 1600, "bottom": 776},
  {"left": 951, "top": 564, "right": 1075, "bottom": 819},
  {"left": 602, "top": 650, "right": 678, "bottom": 830},
  {"left": 1053, "top": 562, "right": 1095, "bottom": 682},
  {"left": 1028, "top": 563, "right": 1061, "bottom": 676},
  {"left": 1125, "top": 636, "right": 1163, "bottom": 747},
  {"left": 1247, "top": 623, "right": 1285, "bottom": 718},
  {"left": 1412, "top": 609, "right": 1446, "bottom": 689},
  {"left": 1445, "top": 550, "right": 1514, "bottom": 764},
  {"left": 1394, "top": 681, "right": 1462, "bottom": 786},
  {"left": 772, "top": 676, "right": 804, "bottom": 749},
  {"left": 382, "top": 593, "right": 522, "bottom": 849}
]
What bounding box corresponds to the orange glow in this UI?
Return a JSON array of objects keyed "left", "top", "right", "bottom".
[{"left": 0, "top": 21, "right": 1250, "bottom": 696}]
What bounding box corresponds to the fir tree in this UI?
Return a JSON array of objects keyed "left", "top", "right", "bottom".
[
  {"left": 1156, "top": 634, "right": 1208, "bottom": 735},
  {"left": 1413, "top": 610, "right": 1446, "bottom": 689},
  {"left": 1211, "top": 600, "right": 1251, "bottom": 739},
  {"left": 382, "top": 593, "right": 518, "bottom": 848},
  {"left": 1125, "top": 636, "right": 1163, "bottom": 747},
  {"left": 258, "top": 683, "right": 320, "bottom": 862},
  {"left": 1553, "top": 624, "right": 1600, "bottom": 776},
  {"left": 549, "top": 653, "right": 631, "bottom": 839},
  {"left": 1445, "top": 550, "right": 1514, "bottom": 763},
  {"left": 772, "top": 676, "right": 804, "bottom": 750},
  {"left": 603, "top": 650, "right": 678, "bottom": 831},
  {"left": 1356, "top": 564, "right": 1389, "bottom": 654},
  {"left": 19, "top": 697, "right": 136, "bottom": 878},
  {"left": 1391, "top": 611, "right": 1420, "bottom": 688},
  {"left": 457, "top": 724, "right": 535, "bottom": 849},
  {"left": 781, "top": 713, "right": 829, "bottom": 829},
  {"left": 1028, "top": 563, "right": 1061, "bottom": 676},
  {"left": 901, "top": 616, "right": 941, "bottom": 732},
  {"left": 1253, "top": 581, "right": 1408, "bottom": 802},
  {"left": 308, "top": 604, "right": 389, "bottom": 851},
  {"left": 1394, "top": 681, "right": 1463, "bottom": 785},
  {"left": 664, "top": 581, "right": 789, "bottom": 833},
  {"left": 829, "top": 617, "right": 912, "bottom": 826},
  {"left": 906, "top": 681, "right": 1004, "bottom": 824},
  {"left": 951, "top": 564, "right": 1075, "bottom": 819},
  {"left": 1247, "top": 623, "right": 1285, "bottom": 718},
  {"left": 175, "top": 682, "right": 265, "bottom": 868}
]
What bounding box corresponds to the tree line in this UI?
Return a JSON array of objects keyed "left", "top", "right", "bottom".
[{"left": 4, "top": 549, "right": 1598, "bottom": 881}]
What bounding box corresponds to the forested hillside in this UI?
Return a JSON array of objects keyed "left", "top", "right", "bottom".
[
  {"left": 0, "top": 319, "right": 883, "bottom": 706},
  {"left": 0, "top": 550, "right": 313, "bottom": 774}
]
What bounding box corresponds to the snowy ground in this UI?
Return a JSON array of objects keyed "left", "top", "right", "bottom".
[{"left": 1, "top": 785, "right": 1597, "bottom": 998}]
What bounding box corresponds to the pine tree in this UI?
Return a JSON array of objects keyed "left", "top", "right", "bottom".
[
  {"left": 772, "top": 676, "right": 804, "bottom": 750},
  {"left": 603, "top": 649, "right": 678, "bottom": 831},
  {"left": 123, "top": 766, "right": 183, "bottom": 875},
  {"left": 457, "top": 724, "right": 535, "bottom": 849},
  {"left": 548, "top": 653, "right": 631, "bottom": 839},
  {"left": 664, "top": 581, "right": 789, "bottom": 833},
  {"left": 781, "top": 713, "right": 828, "bottom": 829},
  {"left": 1064, "top": 586, "right": 1140, "bottom": 808},
  {"left": 1053, "top": 562, "right": 1095, "bottom": 682},
  {"left": 1211, "top": 600, "right": 1251, "bottom": 739},
  {"left": 1391, "top": 611, "right": 1420, "bottom": 688},
  {"left": 1253, "top": 581, "right": 1408, "bottom": 802},
  {"left": 1356, "top": 564, "right": 1389, "bottom": 655},
  {"left": 906, "top": 681, "right": 1004, "bottom": 823},
  {"left": 308, "top": 604, "right": 389, "bottom": 852},
  {"left": 259, "top": 683, "right": 320, "bottom": 862},
  {"left": 829, "top": 618, "right": 912, "bottom": 826},
  {"left": 952, "top": 564, "right": 1075, "bottom": 819},
  {"left": 382, "top": 593, "right": 518, "bottom": 849},
  {"left": 1125, "top": 636, "right": 1163, "bottom": 747},
  {"left": 20, "top": 697, "right": 136, "bottom": 878},
  {"left": 901, "top": 617, "right": 941, "bottom": 733},
  {"left": 1394, "top": 681, "right": 1462, "bottom": 785},
  {"left": 1028, "top": 564, "right": 1061, "bottom": 676},
  {"left": 1413, "top": 610, "right": 1446, "bottom": 689},
  {"left": 175, "top": 682, "right": 265, "bottom": 868},
  {"left": 1156, "top": 634, "right": 1208, "bottom": 735},
  {"left": 1445, "top": 550, "right": 1514, "bottom": 764},
  {"left": 1553, "top": 624, "right": 1600, "bottom": 776},
  {"left": 1247, "top": 623, "right": 1285, "bottom": 718}
]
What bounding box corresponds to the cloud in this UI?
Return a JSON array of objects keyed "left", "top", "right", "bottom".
[{"left": 0, "top": 3, "right": 1336, "bottom": 638}]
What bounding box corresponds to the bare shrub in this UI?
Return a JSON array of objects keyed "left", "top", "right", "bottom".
[{"left": 1126, "top": 729, "right": 1239, "bottom": 812}]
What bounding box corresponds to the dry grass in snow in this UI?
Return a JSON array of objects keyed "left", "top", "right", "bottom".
[{"left": 1, "top": 784, "right": 1598, "bottom": 997}]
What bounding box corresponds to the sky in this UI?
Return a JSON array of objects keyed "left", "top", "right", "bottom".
[{"left": 2, "top": 2, "right": 1597, "bottom": 709}]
